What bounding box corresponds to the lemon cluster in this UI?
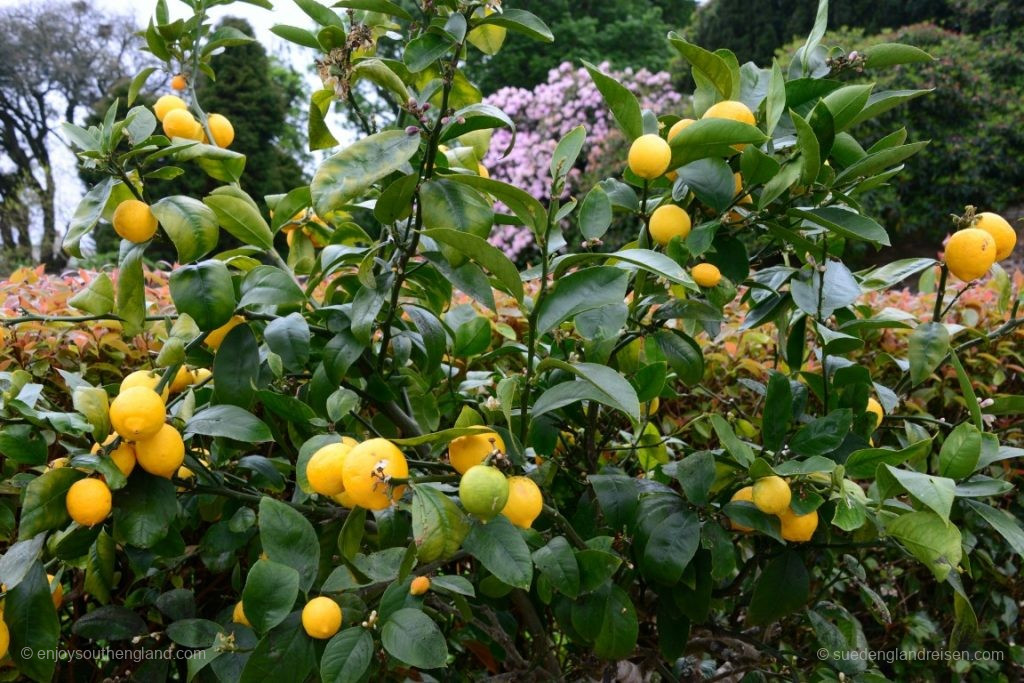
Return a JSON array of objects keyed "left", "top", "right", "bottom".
[
  {"left": 730, "top": 475, "right": 819, "bottom": 543},
  {"left": 450, "top": 431, "right": 544, "bottom": 529},
  {"left": 153, "top": 94, "right": 234, "bottom": 147},
  {"left": 944, "top": 211, "right": 1016, "bottom": 282}
]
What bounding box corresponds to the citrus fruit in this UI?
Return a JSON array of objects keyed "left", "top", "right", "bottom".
[
  {"left": 459, "top": 465, "right": 510, "bottom": 521},
  {"left": 205, "top": 315, "right": 245, "bottom": 350},
  {"left": 134, "top": 424, "right": 185, "bottom": 479},
  {"left": 207, "top": 113, "right": 234, "bottom": 148},
  {"left": 752, "top": 475, "right": 791, "bottom": 515},
  {"left": 645, "top": 397, "right": 660, "bottom": 415},
  {"left": 307, "top": 441, "right": 354, "bottom": 496},
  {"left": 170, "top": 74, "right": 187, "bottom": 91},
  {"left": 48, "top": 457, "right": 69, "bottom": 469},
  {"left": 778, "top": 507, "right": 819, "bottom": 542},
  {"left": 448, "top": 431, "right": 505, "bottom": 474},
  {"left": 301, "top": 597, "right": 342, "bottom": 639},
  {"left": 702, "top": 100, "right": 756, "bottom": 150},
  {"left": 109, "top": 387, "right": 165, "bottom": 441},
  {"left": 162, "top": 108, "right": 202, "bottom": 140},
  {"left": 944, "top": 228, "right": 996, "bottom": 281},
  {"left": 332, "top": 490, "right": 358, "bottom": 508},
  {"left": 232, "top": 601, "right": 251, "bottom": 627},
  {"left": 193, "top": 367, "right": 213, "bottom": 384},
  {"left": 733, "top": 172, "right": 752, "bottom": 205},
  {"left": 410, "top": 576, "right": 431, "bottom": 596},
  {"left": 691, "top": 263, "right": 722, "bottom": 288},
  {"left": 91, "top": 435, "right": 137, "bottom": 476},
  {"left": 866, "top": 397, "right": 884, "bottom": 429},
  {"left": 668, "top": 117, "right": 695, "bottom": 142},
  {"left": 0, "top": 619, "right": 7, "bottom": 660},
  {"left": 47, "top": 573, "right": 63, "bottom": 609},
  {"left": 974, "top": 212, "right": 1016, "bottom": 261},
  {"left": 628, "top": 134, "right": 672, "bottom": 179},
  {"left": 169, "top": 366, "right": 195, "bottom": 394},
  {"left": 729, "top": 486, "right": 754, "bottom": 532},
  {"left": 153, "top": 94, "right": 187, "bottom": 121},
  {"left": 478, "top": 163, "right": 489, "bottom": 179},
  {"left": 501, "top": 475, "right": 543, "bottom": 529},
  {"left": 649, "top": 204, "right": 691, "bottom": 245},
  {"left": 66, "top": 478, "right": 112, "bottom": 527},
  {"left": 121, "top": 369, "right": 169, "bottom": 401},
  {"left": 112, "top": 200, "right": 158, "bottom": 243},
  {"left": 340, "top": 438, "right": 408, "bottom": 510}
]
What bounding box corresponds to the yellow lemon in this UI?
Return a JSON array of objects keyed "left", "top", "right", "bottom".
[
  {"left": 448, "top": 431, "right": 505, "bottom": 474},
  {"left": 47, "top": 573, "right": 63, "bottom": 609},
  {"left": 207, "top": 113, "right": 234, "bottom": 148},
  {"left": 866, "top": 397, "right": 884, "bottom": 429},
  {"left": 752, "top": 476, "right": 791, "bottom": 515},
  {"left": 702, "top": 100, "right": 756, "bottom": 151},
  {"left": 121, "top": 369, "right": 169, "bottom": 401},
  {"left": 628, "top": 134, "right": 671, "bottom": 180},
  {"left": 66, "top": 478, "right": 112, "bottom": 527},
  {"left": 649, "top": 204, "right": 691, "bottom": 245},
  {"left": 169, "top": 366, "right": 195, "bottom": 394},
  {"left": 729, "top": 486, "right": 754, "bottom": 532},
  {"left": 778, "top": 507, "right": 819, "bottom": 542},
  {"left": 301, "top": 597, "right": 342, "bottom": 639},
  {"left": 134, "top": 424, "right": 185, "bottom": 479},
  {"left": 307, "top": 441, "right": 354, "bottom": 496},
  {"left": 109, "top": 387, "right": 165, "bottom": 441},
  {"left": 162, "top": 108, "right": 203, "bottom": 140},
  {"left": 0, "top": 618, "right": 7, "bottom": 660},
  {"left": 340, "top": 438, "right": 408, "bottom": 510},
  {"left": 459, "top": 465, "right": 509, "bottom": 521},
  {"left": 945, "top": 228, "right": 996, "bottom": 281},
  {"left": 205, "top": 315, "right": 245, "bottom": 350},
  {"left": 193, "top": 367, "right": 213, "bottom": 384},
  {"left": 48, "top": 457, "right": 70, "bottom": 469},
  {"left": 691, "top": 263, "right": 722, "bottom": 288},
  {"left": 331, "top": 490, "right": 358, "bottom": 508},
  {"left": 170, "top": 74, "right": 187, "bottom": 91},
  {"left": 733, "top": 172, "right": 752, "bottom": 205},
  {"left": 409, "top": 576, "right": 431, "bottom": 596},
  {"left": 112, "top": 200, "right": 158, "bottom": 243},
  {"left": 501, "top": 475, "right": 543, "bottom": 529},
  {"left": 232, "top": 601, "right": 251, "bottom": 627},
  {"left": 91, "top": 434, "right": 137, "bottom": 476},
  {"left": 974, "top": 212, "right": 1016, "bottom": 261},
  {"left": 668, "top": 117, "right": 695, "bottom": 143},
  {"left": 477, "top": 163, "right": 490, "bottom": 179},
  {"left": 153, "top": 94, "right": 187, "bottom": 121}
]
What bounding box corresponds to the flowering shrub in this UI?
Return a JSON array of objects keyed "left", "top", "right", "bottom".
[{"left": 483, "top": 62, "right": 683, "bottom": 261}]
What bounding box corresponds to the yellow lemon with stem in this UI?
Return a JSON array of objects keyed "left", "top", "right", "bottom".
[
  {"left": 448, "top": 431, "right": 505, "bottom": 474},
  {"left": 752, "top": 475, "right": 791, "bottom": 515},
  {"left": 340, "top": 438, "right": 408, "bottom": 510},
  {"left": 121, "top": 369, "right": 169, "bottom": 401},
  {"left": 207, "top": 113, "right": 234, "bottom": 148},
  {"left": 91, "top": 434, "right": 137, "bottom": 476},
  {"left": 501, "top": 476, "right": 543, "bottom": 529},
  {"left": 65, "top": 478, "right": 112, "bottom": 527},
  {"left": 628, "top": 134, "right": 671, "bottom": 179},
  {"left": 649, "top": 204, "right": 691, "bottom": 246},
  {"left": 974, "top": 212, "right": 1016, "bottom": 261},
  {"left": 301, "top": 597, "right": 342, "bottom": 639},
  {"left": 134, "top": 424, "right": 185, "bottom": 479},
  {"left": 109, "top": 387, "right": 165, "bottom": 441},
  {"left": 112, "top": 200, "right": 158, "bottom": 243},
  {"left": 306, "top": 441, "right": 355, "bottom": 496},
  {"left": 169, "top": 366, "right": 195, "bottom": 394},
  {"left": 944, "top": 228, "right": 996, "bottom": 281}
]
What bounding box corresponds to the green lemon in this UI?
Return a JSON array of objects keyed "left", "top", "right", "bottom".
[{"left": 458, "top": 465, "right": 510, "bottom": 521}]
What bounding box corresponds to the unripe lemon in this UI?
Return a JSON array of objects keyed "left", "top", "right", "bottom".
[
  {"left": 134, "top": 424, "right": 185, "bottom": 479},
  {"left": 778, "top": 507, "right": 819, "bottom": 542},
  {"left": 153, "top": 94, "right": 187, "bottom": 121},
  {"left": 109, "top": 387, "right": 165, "bottom": 441},
  {"left": 703, "top": 100, "right": 756, "bottom": 151},
  {"left": 301, "top": 596, "right": 342, "bottom": 639},
  {"left": 0, "top": 618, "right": 7, "bottom": 660},
  {"left": 112, "top": 200, "right": 158, "bottom": 243},
  {"left": 47, "top": 573, "right": 63, "bottom": 609},
  {"left": 448, "top": 431, "right": 505, "bottom": 474},
  {"left": 974, "top": 212, "right": 1016, "bottom": 261},
  {"left": 91, "top": 434, "right": 137, "bottom": 476},
  {"left": 307, "top": 441, "right": 354, "bottom": 496},
  {"left": 459, "top": 465, "right": 509, "bottom": 521},
  {"left": 169, "top": 366, "right": 195, "bottom": 394},
  {"left": 232, "top": 600, "right": 251, "bottom": 627},
  {"left": 865, "top": 397, "right": 884, "bottom": 429},
  {"left": 205, "top": 315, "right": 245, "bottom": 350},
  {"left": 170, "top": 74, "right": 187, "bottom": 91},
  {"left": 409, "top": 576, "right": 431, "bottom": 596},
  {"left": 340, "top": 438, "right": 408, "bottom": 510},
  {"left": 501, "top": 476, "right": 543, "bottom": 529},
  {"left": 628, "top": 134, "right": 671, "bottom": 180},
  {"left": 207, "top": 113, "right": 234, "bottom": 148},
  {"left": 944, "top": 228, "right": 996, "bottom": 281},
  {"left": 668, "top": 117, "right": 695, "bottom": 143},
  {"left": 649, "top": 204, "right": 691, "bottom": 245},
  {"left": 729, "top": 486, "right": 754, "bottom": 532},
  {"left": 66, "top": 478, "right": 112, "bottom": 527},
  {"left": 121, "top": 369, "right": 169, "bottom": 401},
  {"left": 162, "top": 108, "right": 202, "bottom": 140},
  {"left": 691, "top": 263, "right": 722, "bottom": 288},
  {"left": 752, "top": 475, "right": 791, "bottom": 515}
]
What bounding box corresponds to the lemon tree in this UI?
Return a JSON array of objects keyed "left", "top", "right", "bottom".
[{"left": 1, "top": 0, "right": 1022, "bottom": 680}]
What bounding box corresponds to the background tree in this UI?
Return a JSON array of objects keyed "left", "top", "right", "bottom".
[
  {"left": 0, "top": 0, "right": 137, "bottom": 270},
  {"left": 469, "top": 0, "right": 696, "bottom": 93}
]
